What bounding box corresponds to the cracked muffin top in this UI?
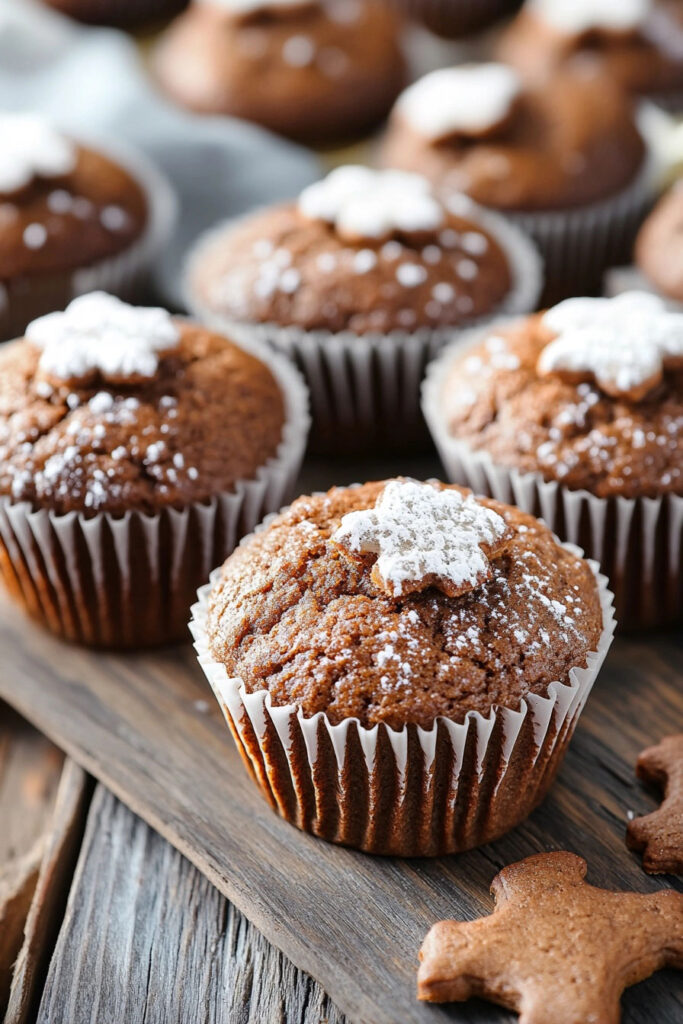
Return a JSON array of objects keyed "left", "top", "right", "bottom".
[
  {"left": 0, "top": 293, "right": 285, "bottom": 516},
  {"left": 207, "top": 479, "right": 604, "bottom": 730},
  {"left": 438, "top": 295, "right": 683, "bottom": 499}
]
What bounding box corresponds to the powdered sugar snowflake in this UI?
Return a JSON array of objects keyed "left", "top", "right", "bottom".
[
  {"left": 0, "top": 114, "right": 76, "bottom": 194},
  {"left": 298, "top": 166, "right": 444, "bottom": 242},
  {"left": 332, "top": 479, "right": 512, "bottom": 599},
  {"left": 538, "top": 292, "right": 683, "bottom": 401},
  {"left": 27, "top": 292, "right": 180, "bottom": 385}
]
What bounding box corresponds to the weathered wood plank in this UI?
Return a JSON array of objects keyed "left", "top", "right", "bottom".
[
  {"left": 0, "top": 706, "right": 65, "bottom": 1016},
  {"left": 6, "top": 759, "right": 90, "bottom": 1024},
  {"left": 0, "top": 597, "right": 680, "bottom": 1024},
  {"left": 37, "top": 784, "right": 346, "bottom": 1024}
]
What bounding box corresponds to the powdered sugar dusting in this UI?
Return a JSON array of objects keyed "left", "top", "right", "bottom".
[
  {"left": 397, "top": 64, "right": 522, "bottom": 143},
  {"left": 0, "top": 114, "right": 77, "bottom": 194},
  {"left": 538, "top": 292, "right": 683, "bottom": 401},
  {"left": 529, "top": 0, "right": 650, "bottom": 34},
  {"left": 332, "top": 479, "right": 511, "bottom": 599},
  {"left": 27, "top": 292, "right": 180, "bottom": 385},
  {"left": 298, "top": 166, "right": 444, "bottom": 241}
]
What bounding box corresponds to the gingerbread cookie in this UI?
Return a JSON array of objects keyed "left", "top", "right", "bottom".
[
  {"left": 332, "top": 478, "right": 512, "bottom": 599},
  {"left": 627, "top": 734, "right": 683, "bottom": 875},
  {"left": 418, "top": 851, "right": 683, "bottom": 1023}
]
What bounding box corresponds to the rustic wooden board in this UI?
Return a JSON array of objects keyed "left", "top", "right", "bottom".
[
  {"left": 37, "top": 783, "right": 346, "bottom": 1024},
  {"left": 1, "top": 597, "right": 681, "bottom": 1024}
]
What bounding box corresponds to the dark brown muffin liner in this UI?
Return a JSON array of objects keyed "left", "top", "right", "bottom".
[
  {"left": 184, "top": 199, "right": 542, "bottom": 454},
  {"left": 190, "top": 541, "right": 615, "bottom": 857},
  {"left": 0, "top": 345, "right": 309, "bottom": 649},
  {"left": 387, "top": 0, "right": 523, "bottom": 38},
  {"left": 423, "top": 325, "right": 682, "bottom": 630},
  {"left": 0, "top": 137, "right": 177, "bottom": 343}
]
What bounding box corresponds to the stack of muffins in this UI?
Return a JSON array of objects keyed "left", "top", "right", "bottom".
[{"left": 2, "top": 0, "right": 681, "bottom": 890}]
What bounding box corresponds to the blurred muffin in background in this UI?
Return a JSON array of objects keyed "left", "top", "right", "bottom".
[
  {"left": 385, "top": 0, "right": 522, "bottom": 39},
  {"left": 0, "top": 114, "right": 174, "bottom": 341},
  {"left": 382, "top": 61, "right": 652, "bottom": 299},
  {"left": 635, "top": 184, "right": 683, "bottom": 304},
  {"left": 42, "top": 0, "right": 188, "bottom": 27},
  {"left": 152, "top": 0, "right": 406, "bottom": 145},
  {"left": 497, "top": 0, "right": 683, "bottom": 109}
]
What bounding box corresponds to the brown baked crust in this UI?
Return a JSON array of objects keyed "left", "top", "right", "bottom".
[
  {"left": 635, "top": 186, "right": 683, "bottom": 303},
  {"left": 440, "top": 313, "right": 683, "bottom": 499},
  {"left": 0, "top": 145, "right": 147, "bottom": 282},
  {"left": 496, "top": 2, "right": 683, "bottom": 100},
  {"left": 0, "top": 321, "right": 285, "bottom": 516},
  {"left": 189, "top": 202, "right": 514, "bottom": 333},
  {"left": 381, "top": 65, "right": 645, "bottom": 211},
  {"left": 152, "top": 0, "right": 406, "bottom": 144},
  {"left": 207, "top": 480, "right": 603, "bottom": 730}
]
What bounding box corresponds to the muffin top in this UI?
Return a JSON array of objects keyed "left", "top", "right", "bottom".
[
  {"left": 497, "top": 0, "right": 683, "bottom": 100},
  {"left": 635, "top": 185, "right": 683, "bottom": 303},
  {"left": 189, "top": 166, "right": 518, "bottom": 334},
  {"left": 440, "top": 293, "right": 683, "bottom": 499},
  {"left": 0, "top": 292, "right": 285, "bottom": 516},
  {"left": 0, "top": 115, "right": 147, "bottom": 282},
  {"left": 153, "top": 0, "right": 405, "bottom": 142},
  {"left": 381, "top": 62, "right": 645, "bottom": 211},
  {"left": 207, "top": 479, "right": 604, "bottom": 730}
]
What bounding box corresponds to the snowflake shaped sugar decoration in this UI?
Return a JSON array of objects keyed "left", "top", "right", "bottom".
[
  {"left": 0, "top": 114, "right": 77, "bottom": 194},
  {"left": 27, "top": 292, "right": 181, "bottom": 386},
  {"left": 538, "top": 291, "right": 683, "bottom": 402},
  {"left": 298, "top": 166, "right": 444, "bottom": 243},
  {"left": 332, "top": 479, "right": 512, "bottom": 599},
  {"left": 529, "top": 0, "right": 650, "bottom": 34}
]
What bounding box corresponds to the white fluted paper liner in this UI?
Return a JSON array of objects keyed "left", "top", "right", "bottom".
[
  {"left": 503, "top": 113, "right": 657, "bottom": 303},
  {"left": 0, "top": 342, "right": 310, "bottom": 648},
  {"left": 189, "top": 536, "right": 615, "bottom": 856},
  {"left": 0, "top": 135, "right": 177, "bottom": 342},
  {"left": 184, "top": 198, "right": 542, "bottom": 452},
  {"left": 422, "top": 325, "right": 683, "bottom": 629}
]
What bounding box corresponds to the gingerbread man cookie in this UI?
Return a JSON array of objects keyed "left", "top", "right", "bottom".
[
  {"left": 418, "top": 851, "right": 683, "bottom": 1024},
  {"left": 627, "top": 734, "right": 683, "bottom": 875}
]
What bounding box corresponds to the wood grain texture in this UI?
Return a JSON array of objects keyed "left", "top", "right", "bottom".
[
  {"left": 0, "top": 706, "right": 65, "bottom": 1015},
  {"left": 6, "top": 759, "right": 90, "bottom": 1024},
  {"left": 38, "top": 784, "right": 345, "bottom": 1024},
  {"left": 0, "top": 598, "right": 681, "bottom": 1024}
]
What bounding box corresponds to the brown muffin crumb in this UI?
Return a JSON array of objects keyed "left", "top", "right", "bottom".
[
  {"left": 207, "top": 481, "right": 603, "bottom": 730},
  {"left": 0, "top": 321, "right": 285, "bottom": 516},
  {"left": 440, "top": 314, "right": 682, "bottom": 499},
  {"left": 189, "top": 200, "right": 514, "bottom": 334}
]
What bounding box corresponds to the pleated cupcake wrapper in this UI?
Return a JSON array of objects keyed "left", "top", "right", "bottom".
[
  {"left": 422, "top": 327, "right": 682, "bottom": 629},
  {"left": 504, "top": 118, "right": 657, "bottom": 304},
  {"left": 0, "top": 136, "right": 177, "bottom": 343},
  {"left": 387, "top": 0, "right": 522, "bottom": 38},
  {"left": 0, "top": 344, "right": 310, "bottom": 648},
  {"left": 184, "top": 199, "right": 542, "bottom": 451},
  {"left": 190, "top": 554, "right": 615, "bottom": 856}
]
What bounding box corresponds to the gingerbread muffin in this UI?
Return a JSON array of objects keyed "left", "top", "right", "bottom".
[
  {"left": 635, "top": 185, "right": 683, "bottom": 305},
  {"left": 497, "top": 0, "right": 683, "bottom": 109},
  {"left": 423, "top": 292, "right": 683, "bottom": 628},
  {"left": 191, "top": 478, "right": 614, "bottom": 855},
  {"left": 382, "top": 62, "right": 652, "bottom": 300},
  {"left": 0, "top": 114, "right": 175, "bottom": 342},
  {"left": 186, "top": 166, "right": 541, "bottom": 451},
  {"left": 152, "top": 0, "right": 406, "bottom": 145},
  {"left": 42, "top": 0, "right": 187, "bottom": 25},
  {"left": 0, "top": 292, "right": 309, "bottom": 648}
]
